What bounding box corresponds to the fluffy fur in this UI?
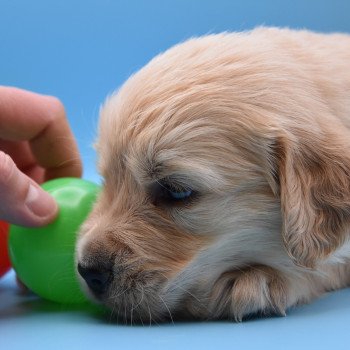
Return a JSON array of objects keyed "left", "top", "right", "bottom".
[{"left": 76, "top": 27, "right": 350, "bottom": 323}]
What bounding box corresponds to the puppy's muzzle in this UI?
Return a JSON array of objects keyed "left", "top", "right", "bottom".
[{"left": 77, "top": 263, "right": 113, "bottom": 296}]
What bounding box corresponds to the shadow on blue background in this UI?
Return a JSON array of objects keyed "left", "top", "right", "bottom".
[{"left": 1, "top": 1, "right": 350, "bottom": 349}]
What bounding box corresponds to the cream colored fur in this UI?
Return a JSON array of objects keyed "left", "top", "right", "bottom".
[{"left": 76, "top": 27, "right": 350, "bottom": 323}]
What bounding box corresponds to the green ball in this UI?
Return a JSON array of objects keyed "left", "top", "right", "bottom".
[{"left": 9, "top": 178, "right": 100, "bottom": 304}]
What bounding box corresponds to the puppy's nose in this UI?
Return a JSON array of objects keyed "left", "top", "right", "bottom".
[{"left": 77, "top": 263, "right": 112, "bottom": 295}]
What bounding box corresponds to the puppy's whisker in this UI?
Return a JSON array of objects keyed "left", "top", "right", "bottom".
[
  {"left": 115, "top": 304, "right": 122, "bottom": 325},
  {"left": 160, "top": 272, "right": 208, "bottom": 311},
  {"left": 124, "top": 302, "right": 127, "bottom": 325},
  {"left": 130, "top": 302, "right": 134, "bottom": 326},
  {"left": 133, "top": 286, "right": 145, "bottom": 310},
  {"left": 52, "top": 157, "right": 83, "bottom": 168},
  {"left": 146, "top": 302, "right": 153, "bottom": 326},
  {"left": 159, "top": 295, "right": 174, "bottom": 325},
  {"left": 109, "top": 297, "right": 117, "bottom": 323},
  {"left": 107, "top": 286, "right": 130, "bottom": 301},
  {"left": 139, "top": 312, "right": 145, "bottom": 326}
]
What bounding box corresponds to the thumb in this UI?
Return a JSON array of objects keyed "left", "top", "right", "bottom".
[{"left": 0, "top": 151, "right": 58, "bottom": 226}]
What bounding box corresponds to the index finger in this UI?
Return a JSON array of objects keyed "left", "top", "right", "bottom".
[{"left": 0, "top": 86, "right": 82, "bottom": 180}]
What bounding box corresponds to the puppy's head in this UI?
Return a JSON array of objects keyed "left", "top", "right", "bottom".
[{"left": 76, "top": 30, "right": 350, "bottom": 322}]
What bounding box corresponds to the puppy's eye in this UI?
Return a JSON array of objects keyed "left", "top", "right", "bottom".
[
  {"left": 151, "top": 179, "right": 196, "bottom": 206},
  {"left": 167, "top": 187, "right": 193, "bottom": 200}
]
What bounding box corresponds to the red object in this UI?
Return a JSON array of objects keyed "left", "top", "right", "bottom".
[{"left": 0, "top": 220, "right": 11, "bottom": 277}]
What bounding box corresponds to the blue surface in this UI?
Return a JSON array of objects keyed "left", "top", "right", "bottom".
[
  {"left": 1, "top": 270, "right": 350, "bottom": 350},
  {"left": 1, "top": 1, "right": 350, "bottom": 349}
]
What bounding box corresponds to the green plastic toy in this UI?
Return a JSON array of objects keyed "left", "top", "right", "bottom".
[{"left": 9, "top": 178, "right": 100, "bottom": 304}]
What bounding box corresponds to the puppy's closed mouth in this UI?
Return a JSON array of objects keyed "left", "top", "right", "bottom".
[{"left": 77, "top": 256, "right": 173, "bottom": 323}]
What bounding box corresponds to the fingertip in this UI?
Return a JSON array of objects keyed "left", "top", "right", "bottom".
[
  {"left": 41, "top": 95, "right": 66, "bottom": 121},
  {"left": 25, "top": 183, "right": 59, "bottom": 225},
  {"left": 0, "top": 153, "right": 58, "bottom": 227}
]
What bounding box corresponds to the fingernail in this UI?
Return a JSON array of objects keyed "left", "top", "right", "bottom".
[{"left": 25, "top": 184, "right": 58, "bottom": 218}]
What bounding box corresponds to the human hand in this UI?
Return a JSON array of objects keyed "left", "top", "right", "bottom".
[{"left": 0, "top": 86, "right": 82, "bottom": 227}]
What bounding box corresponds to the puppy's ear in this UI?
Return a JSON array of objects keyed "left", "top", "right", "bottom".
[{"left": 269, "top": 131, "right": 350, "bottom": 268}]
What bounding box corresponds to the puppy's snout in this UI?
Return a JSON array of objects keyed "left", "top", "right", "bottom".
[{"left": 77, "top": 263, "right": 112, "bottom": 295}]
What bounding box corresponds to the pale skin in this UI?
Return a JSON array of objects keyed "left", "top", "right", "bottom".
[{"left": 0, "top": 86, "right": 82, "bottom": 227}]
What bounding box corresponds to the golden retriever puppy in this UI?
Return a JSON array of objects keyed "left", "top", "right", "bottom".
[{"left": 76, "top": 27, "right": 350, "bottom": 323}]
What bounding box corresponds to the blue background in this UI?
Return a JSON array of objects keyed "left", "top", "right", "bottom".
[{"left": 1, "top": 1, "right": 350, "bottom": 349}]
